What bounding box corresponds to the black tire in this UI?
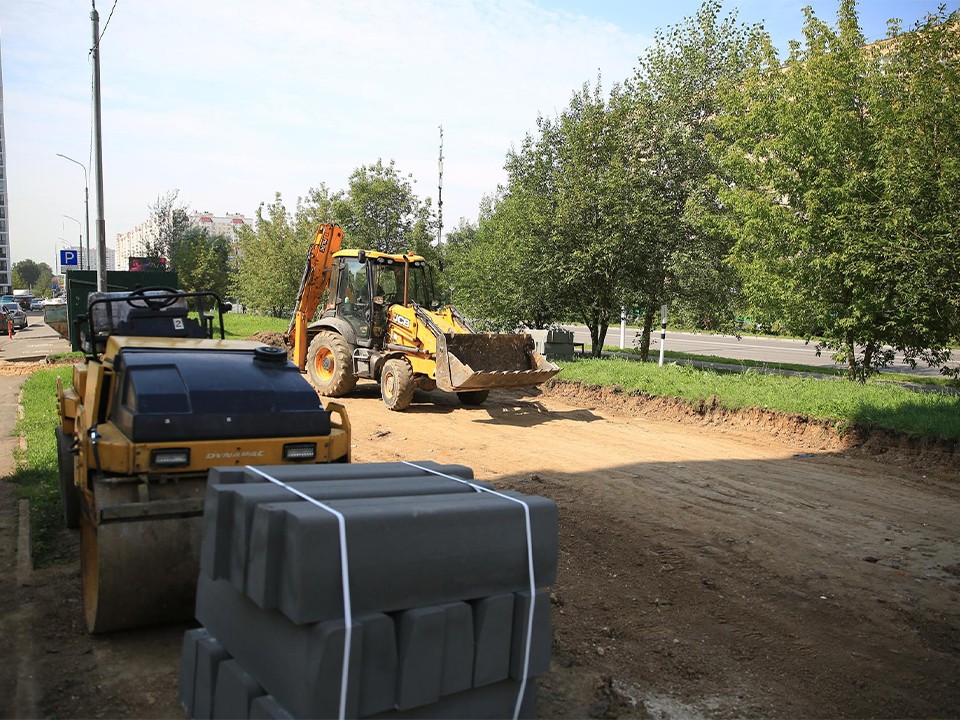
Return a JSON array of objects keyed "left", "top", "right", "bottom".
[
  {"left": 380, "top": 358, "right": 415, "bottom": 411},
  {"left": 457, "top": 390, "right": 489, "bottom": 406},
  {"left": 56, "top": 427, "right": 80, "bottom": 529},
  {"left": 306, "top": 331, "right": 356, "bottom": 396}
]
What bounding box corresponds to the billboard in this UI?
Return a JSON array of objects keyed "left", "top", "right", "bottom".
[{"left": 128, "top": 257, "right": 167, "bottom": 272}]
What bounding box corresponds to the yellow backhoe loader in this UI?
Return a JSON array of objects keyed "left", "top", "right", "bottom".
[
  {"left": 56, "top": 287, "right": 351, "bottom": 633},
  {"left": 288, "top": 224, "right": 560, "bottom": 410}
]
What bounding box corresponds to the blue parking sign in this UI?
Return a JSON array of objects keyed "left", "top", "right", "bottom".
[{"left": 60, "top": 249, "right": 78, "bottom": 267}]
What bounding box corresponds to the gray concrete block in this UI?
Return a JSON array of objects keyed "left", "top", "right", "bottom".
[
  {"left": 440, "top": 602, "right": 474, "bottom": 697},
  {"left": 509, "top": 590, "right": 552, "bottom": 681},
  {"left": 249, "top": 696, "right": 294, "bottom": 720},
  {"left": 194, "top": 635, "right": 230, "bottom": 720},
  {"left": 395, "top": 605, "right": 446, "bottom": 710},
  {"left": 207, "top": 467, "right": 247, "bottom": 485},
  {"left": 197, "top": 574, "right": 395, "bottom": 719},
  {"left": 358, "top": 613, "right": 398, "bottom": 717},
  {"left": 199, "top": 483, "right": 240, "bottom": 579},
  {"left": 211, "top": 462, "right": 474, "bottom": 486},
  {"left": 248, "top": 492, "right": 556, "bottom": 624},
  {"left": 178, "top": 627, "right": 212, "bottom": 716},
  {"left": 245, "top": 503, "right": 287, "bottom": 610},
  {"left": 472, "top": 593, "right": 515, "bottom": 687},
  {"left": 227, "top": 476, "right": 489, "bottom": 595},
  {"left": 371, "top": 679, "right": 536, "bottom": 719},
  {"left": 213, "top": 659, "right": 264, "bottom": 720}
]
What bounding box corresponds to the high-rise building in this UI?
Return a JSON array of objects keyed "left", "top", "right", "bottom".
[
  {"left": 0, "top": 38, "right": 11, "bottom": 294},
  {"left": 115, "top": 211, "right": 252, "bottom": 270},
  {"left": 188, "top": 211, "right": 251, "bottom": 241},
  {"left": 114, "top": 217, "right": 158, "bottom": 270}
]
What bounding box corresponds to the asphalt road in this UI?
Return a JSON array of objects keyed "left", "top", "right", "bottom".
[
  {"left": 0, "top": 311, "right": 73, "bottom": 362},
  {"left": 563, "top": 323, "right": 958, "bottom": 377},
  {"left": 2, "top": 310, "right": 955, "bottom": 379}
]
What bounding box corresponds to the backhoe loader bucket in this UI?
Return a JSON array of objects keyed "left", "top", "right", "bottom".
[{"left": 434, "top": 332, "right": 560, "bottom": 393}]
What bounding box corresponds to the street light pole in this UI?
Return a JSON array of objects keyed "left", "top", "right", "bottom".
[
  {"left": 62, "top": 216, "right": 82, "bottom": 270},
  {"left": 91, "top": 2, "right": 107, "bottom": 292},
  {"left": 56, "top": 154, "right": 90, "bottom": 276}
]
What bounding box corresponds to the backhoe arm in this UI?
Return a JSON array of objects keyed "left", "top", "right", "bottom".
[{"left": 288, "top": 224, "right": 344, "bottom": 370}]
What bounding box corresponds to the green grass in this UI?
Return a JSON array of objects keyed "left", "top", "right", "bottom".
[
  {"left": 47, "top": 350, "right": 84, "bottom": 363},
  {"left": 221, "top": 312, "right": 289, "bottom": 339},
  {"left": 557, "top": 357, "right": 960, "bottom": 440},
  {"left": 12, "top": 366, "right": 74, "bottom": 566}
]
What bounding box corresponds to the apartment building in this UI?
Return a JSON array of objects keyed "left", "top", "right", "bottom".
[
  {"left": 115, "top": 211, "right": 252, "bottom": 270},
  {"left": 0, "top": 40, "right": 11, "bottom": 294}
]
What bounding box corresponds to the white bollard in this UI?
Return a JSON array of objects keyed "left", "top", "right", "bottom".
[{"left": 658, "top": 304, "right": 668, "bottom": 367}]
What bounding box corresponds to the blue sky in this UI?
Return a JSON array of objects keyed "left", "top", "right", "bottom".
[{"left": 0, "top": 0, "right": 951, "bottom": 269}]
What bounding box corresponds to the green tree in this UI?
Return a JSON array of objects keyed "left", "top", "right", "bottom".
[
  {"left": 11, "top": 261, "right": 54, "bottom": 295},
  {"left": 332, "top": 159, "right": 434, "bottom": 255},
  {"left": 34, "top": 263, "right": 55, "bottom": 297},
  {"left": 12, "top": 259, "right": 41, "bottom": 289},
  {"left": 167, "top": 227, "right": 232, "bottom": 299},
  {"left": 552, "top": 81, "right": 645, "bottom": 355},
  {"left": 293, "top": 185, "right": 337, "bottom": 245},
  {"left": 713, "top": 1, "right": 960, "bottom": 379},
  {"left": 233, "top": 193, "right": 308, "bottom": 317},
  {"left": 628, "top": 1, "right": 768, "bottom": 351},
  {"left": 445, "top": 114, "right": 569, "bottom": 332},
  {"left": 147, "top": 190, "right": 190, "bottom": 262}
]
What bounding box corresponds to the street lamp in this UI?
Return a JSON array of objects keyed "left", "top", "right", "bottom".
[
  {"left": 56, "top": 153, "right": 91, "bottom": 279},
  {"left": 62, "top": 215, "right": 82, "bottom": 270}
]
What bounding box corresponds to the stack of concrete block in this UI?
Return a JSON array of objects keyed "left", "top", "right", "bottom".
[
  {"left": 179, "top": 461, "right": 558, "bottom": 719},
  {"left": 526, "top": 329, "right": 575, "bottom": 360}
]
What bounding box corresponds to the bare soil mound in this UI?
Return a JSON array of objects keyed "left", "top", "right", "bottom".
[
  {"left": 3, "top": 374, "right": 959, "bottom": 719},
  {"left": 247, "top": 331, "right": 294, "bottom": 361},
  {"left": 541, "top": 380, "right": 960, "bottom": 475}
]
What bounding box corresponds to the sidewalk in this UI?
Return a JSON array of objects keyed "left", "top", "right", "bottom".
[{"left": 0, "top": 313, "right": 73, "bottom": 363}]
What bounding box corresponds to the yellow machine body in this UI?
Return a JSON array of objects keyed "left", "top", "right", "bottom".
[
  {"left": 57, "top": 291, "right": 351, "bottom": 633},
  {"left": 288, "top": 224, "right": 560, "bottom": 409}
]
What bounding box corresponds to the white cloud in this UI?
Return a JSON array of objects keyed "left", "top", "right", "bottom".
[{"left": 2, "top": 0, "right": 649, "bottom": 264}]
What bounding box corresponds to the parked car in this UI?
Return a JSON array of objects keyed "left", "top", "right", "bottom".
[
  {"left": 30, "top": 299, "right": 44, "bottom": 311},
  {"left": 1, "top": 302, "right": 27, "bottom": 330}
]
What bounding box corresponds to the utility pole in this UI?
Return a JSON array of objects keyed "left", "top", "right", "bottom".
[
  {"left": 437, "top": 125, "right": 444, "bottom": 246},
  {"left": 91, "top": 1, "right": 107, "bottom": 292}
]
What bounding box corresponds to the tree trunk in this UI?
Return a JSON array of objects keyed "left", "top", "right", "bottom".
[
  {"left": 639, "top": 308, "right": 655, "bottom": 361},
  {"left": 845, "top": 331, "right": 859, "bottom": 381},
  {"left": 592, "top": 320, "right": 609, "bottom": 357},
  {"left": 861, "top": 341, "right": 876, "bottom": 384}
]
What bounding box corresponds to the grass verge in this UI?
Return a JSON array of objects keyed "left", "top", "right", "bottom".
[
  {"left": 13, "top": 365, "right": 74, "bottom": 566},
  {"left": 557, "top": 357, "right": 960, "bottom": 440},
  {"left": 222, "top": 312, "right": 289, "bottom": 339}
]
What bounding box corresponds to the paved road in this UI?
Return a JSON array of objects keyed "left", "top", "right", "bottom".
[
  {"left": 563, "top": 324, "right": 959, "bottom": 378},
  {"left": 0, "top": 311, "right": 72, "bottom": 362}
]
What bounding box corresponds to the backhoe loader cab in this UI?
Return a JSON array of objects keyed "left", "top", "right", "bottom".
[
  {"left": 57, "top": 287, "right": 351, "bottom": 633},
  {"left": 289, "top": 224, "right": 560, "bottom": 411}
]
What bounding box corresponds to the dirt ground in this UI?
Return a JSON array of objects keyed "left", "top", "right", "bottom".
[{"left": 2, "top": 372, "right": 959, "bottom": 719}]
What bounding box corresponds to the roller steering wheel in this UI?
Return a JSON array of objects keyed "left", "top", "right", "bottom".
[{"left": 126, "top": 286, "right": 180, "bottom": 310}]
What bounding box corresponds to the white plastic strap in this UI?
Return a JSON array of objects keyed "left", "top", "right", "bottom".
[
  {"left": 246, "top": 466, "right": 353, "bottom": 720},
  {"left": 403, "top": 461, "right": 536, "bottom": 720}
]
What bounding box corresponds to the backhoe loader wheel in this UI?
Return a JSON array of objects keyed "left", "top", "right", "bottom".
[
  {"left": 307, "top": 331, "right": 357, "bottom": 397},
  {"left": 381, "top": 358, "right": 415, "bottom": 411},
  {"left": 56, "top": 427, "right": 80, "bottom": 529},
  {"left": 457, "top": 390, "right": 489, "bottom": 406}
]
